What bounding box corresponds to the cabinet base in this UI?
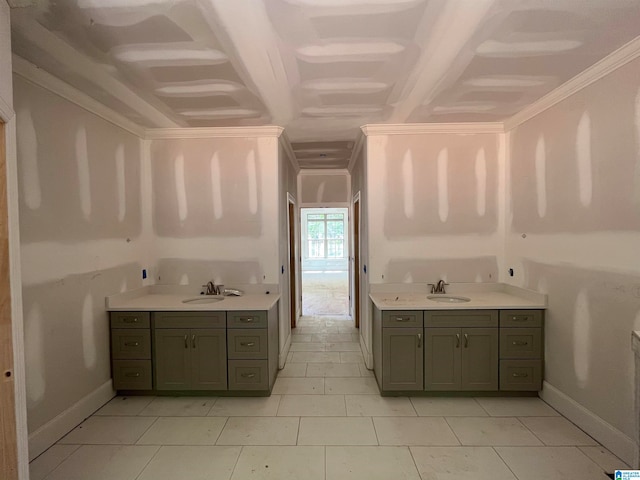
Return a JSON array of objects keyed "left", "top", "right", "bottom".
[
  {"left": 116, "top": 390, "right": 273, "bottom": 397},
  {"left": 380, "top": 390, "right": 540, "bottom": 397}
]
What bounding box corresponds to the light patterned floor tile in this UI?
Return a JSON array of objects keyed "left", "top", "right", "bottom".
[
  {"left": 137, "top": 446, "right": 240, "bottom": 480},
  {"left": 291, "top": 352, "right": 341, "bottom": 363},
  {"left": 326, "top": 446, "right": 421, "bottom": 480},
  {"left": 94, "top": 396, "right": 155, "bottom": 416},
  {"left": 446, "top": 417, "right": 543, "bottom": 446},
  {"left": 277, "top": 394, "right": 346, "bottom": 416},
  {"left": 410, "top": 397, "right": 488, "bottom": 416},
  {"left": 136, "top": 417, "right": 227, "bottom": 445},
  {"left": 306, "top": 362, "right": 361, "bottom": 377},
  {"left": 325, "top": 377, "right": 379, "bottom": 394},
  {"left": 326, "top": 342, "right": 362, "bottom": 352},
  {"left": 475, "top": 397, "right": 559, "bottom": 417},
  {"left": 340, "top": 352, "right": 365, "bottom": 363},
  {"left": 290, "top": 343, "right": 326, "bottom": 352},
  {"left": 519, "top": 417, "right": 598, "bottom": 445},
  {"left": 231, "top": 446, "right": 325, "bottom": 480},
  {"left": 411, "top": 446, "right": 517, "bottom": 480},
  {"left": 578, "top": 446, "right": 630, "bottom": 472},
  {"left": 495, "top": 446, "right": 610, "bottom": 480},
  {"left": 216, "top": 417, "right": 300, "bottom": 445},
  {"left": 139, "top": 396, "right": 216, "bottom": 416},
  {"left": 278, "top": 363, "right": 308, "bottom": 377},
  {"left": 272, "top": 377, "right": 324, "bottom": 394},
  {"left": 208, "top": 396, "right": 281, "bottom": 416},
  {"left": 374, "top": 417, "right": 459, "bottom": 446},
  {"left": 346, "top": 395, "right": 416, "bottom": 416},
  {"left": 44, "top": 445, "right": 159, "bottom": 480},
  {"left": 29, "top": 445, "right": 81, "bottom": 480},
  {"left": 58, "top": 416, "right": 156, "bottom": 445},
  {"left": 298, "top": 417, "right": 378, "bottom": 445}
]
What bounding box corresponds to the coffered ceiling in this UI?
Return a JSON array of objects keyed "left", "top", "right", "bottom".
[{"left": 9, "top": 0, "right": 640, "bottom": 168}]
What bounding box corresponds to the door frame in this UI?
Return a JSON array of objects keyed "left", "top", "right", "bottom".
[
  {"left": 287, "top": 194, "right": 298, "bottom": 328},
  {"left": 352, "top": 192, "right": 361, "bottom": 328}
]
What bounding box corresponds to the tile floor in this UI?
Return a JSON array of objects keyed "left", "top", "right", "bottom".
[{"left": 31, "top": 315, "right": 629, "bottom": 480}]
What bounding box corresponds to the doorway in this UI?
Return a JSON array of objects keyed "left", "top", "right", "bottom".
[
  {"left": 301, "top": 207, "right": 349, "bottom": 316},
  {"left": 0, "top": 122, "right": 18, "bottom": 480}
]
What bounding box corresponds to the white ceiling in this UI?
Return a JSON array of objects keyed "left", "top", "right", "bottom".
[{"left": 9, "top": 0, "right": 640, "bottom": 169}]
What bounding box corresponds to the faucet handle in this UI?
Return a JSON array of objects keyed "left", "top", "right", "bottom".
[{"left": 428, "top": 283, "right": 436, "bottom": 294}]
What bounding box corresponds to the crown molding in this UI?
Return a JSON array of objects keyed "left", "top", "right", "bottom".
[
  {"left": 347, "top": 131, "right": 365, "bottom": 172},
  {"left": 299, "top": 168, "right": 350, "bottom": 176},
  {"left": 0, "top": 95, "right": 14, "bottom": 123},
  {"left": 361, "top": 122, "right": 504, "bottom": 136},
  {"left": 12, "top": 54, "right": 147, "bottom": 138},
  {"left": 504, "top": 34, "right": 640, "bottom": 131},
  {"left": 145, "top": 126, "right": 285, "bottom": 140}
]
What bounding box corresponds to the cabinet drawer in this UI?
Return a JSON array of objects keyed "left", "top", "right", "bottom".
[
  {"left": 228, "top": 360, "right": 269, "bottom": 390},
  {"left": 227, "top": 311, "right": 267, "bottom": 329},
  {"left": 111, "top": 329, "right": 151, "bottom": 359},
  {"left": 382, "top": 311, "right": 423, "bottom": 328},
  {"left": 153, "top": 312, "right": 226, "bottom": 329},
  {"left": 500, "top": 328, "right": 541, "bottom": 359},
  {"left": 228, "top": 329, "right": 268, "bottom": 359},
  {"left": 110, "top": 312, "right": 150, "bottom": 329},
  {"left": 112, "top": 360, "right": 152, "bottom": 390},
  {"left": 499, "top": 360, "right": 542, "bottom": 391},
  {"left": 425, "top": 310, "right": 498, "bottom": 328},
  {"left": 500, "top": 310, "right": 543, "bottom": 328}
]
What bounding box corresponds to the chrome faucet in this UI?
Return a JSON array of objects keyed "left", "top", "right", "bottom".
[
  {"left": 203, "top": 281, "right": 216, "bottom": 295},
  {"left": 428, "top": 280, "right": 449, "bottom": 294}
]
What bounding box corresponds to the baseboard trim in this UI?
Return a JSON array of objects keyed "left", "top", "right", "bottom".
[
  {"left": 28, "top": 380, "right": 115, "bottom": 461},
  {"left": 540, "top": 381, "right": 638, "bottom": 468},
  {"left": 359, "top": 334, "right": 373, "bottom": 369},
  {"left": 279, "top": 332, "right": 292, "bottom": 369}
]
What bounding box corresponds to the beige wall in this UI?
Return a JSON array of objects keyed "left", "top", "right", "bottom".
[
  {"left": 150, "top": 136, "right": 280, "bottom": 287},
  {"left": 300, "top": 172, "right": 350, "bottom": 205},
  {"left": 506, "top": 56, "right": 640, "bottom": 461},
  {"left": 366, "top": 132, "right": 502, "bottom": 285},
  {"left": 14, "top": 76, "right": 146, "bottom": 439},
  {"left": 0, "top": 0, "right": 12, "bottom": 109}
]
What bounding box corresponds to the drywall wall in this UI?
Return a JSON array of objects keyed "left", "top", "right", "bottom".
[
  {"left": 350, "top": 140, "right": 371, "bottom": 366},
  {"left": 0, "top": 0, "right": 11, "bottom": 108},
  {"left": 366, "top": 132, "right": 502, "bottom": 284},
  {"left": 14, "top": 76, "right": 146, "bottom": 449},
  {"left": 299, "top": 172, "right": 350, "bottom": 205},
  {"left": 278, "top": 141, "right": 298, "bottom": 365},
  {"left": 506, "top": 56, "right": 640, "bottom": 465},
  {"left": 151, "top": 136, "right": 280, "bottom": 287}
]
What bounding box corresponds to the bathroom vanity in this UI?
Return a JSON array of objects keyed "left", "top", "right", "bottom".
[
  {"left": 370, "top": 284, "right": 546, "bottom": 395},
  {"left": 106, "top": 286, "right": 280, "bottom": 395}
]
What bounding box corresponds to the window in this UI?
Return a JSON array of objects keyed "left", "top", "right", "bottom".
[{"left": 307, "top": 213, "right": 345, "bottom": 259}]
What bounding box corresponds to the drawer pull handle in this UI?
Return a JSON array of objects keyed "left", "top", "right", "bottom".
[
  {"left": 123, "top": 318, "right": 139, "bottom": 323},
  {"left": 417, "top": 333, "right": 422, "bottom": 348},
  {"left": 395, "top": 317, "right": 410, "bottom": 322},
  {"left": 124, "top": 342, "right": 140, "bottom": 347},
  {"left": 240, "top": 318, "right": 255, "bottom": 323},
  {"left": 512, "top": 341, "right": 528, "bottom": 346},
  {"left": 240, "top": 342, "right": 256, "bottom": 347},
  {"left": 512, "top": 316, "right": 529, "bottom": 321},
  {"left": 192, "top": 334, "right": 196, "bottom": 349},
  {"left": 456, "top": 333, "right": 460, "bottom": 348},
  {"left": 241, "top": 373, "right": 256, "bottom": 379},
  {"left": 125, "top": 372, "right": 141, "bottom": 378},
  {"left": 184, "top": 334, "right": 188, "bottom": 349},
  {"left": 464, "top": 333, "right": 469, "bottom": 348},
  {"left": 512, "top": 373, "right": 529, "bottom": 378}
]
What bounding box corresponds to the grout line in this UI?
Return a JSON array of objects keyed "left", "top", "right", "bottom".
[
  {"left": 214, "top": 417, "right": 231, "bottom": 445},
  {"left": 296, "top": 416, "right": 301, "bottom": 446},
  {"left": 324, "top": 445, "right": 327, "bottom": 480},
  {"left": 134, "top": 416, "right": 160, "bottom": 445},
  {"left": 492, "top": 445, "right": 524, "bottom": 480},
  {"left": 132, "top": 444, "right": 162, "bottom": 480},
  {"left": 443, "top": 417, "right": 464, "bottom": 446},
  {"left": 370, "top": 416, "right": 381, "bottom": 446},
  {"left": 515, "top": 416, "right": 547, "bottom": 446},
  {"left": 472, "top": 396, "right": 492, "bottom": 416},
  {"left": 228, "top": 445, "right": 244, "bottom": 480}
]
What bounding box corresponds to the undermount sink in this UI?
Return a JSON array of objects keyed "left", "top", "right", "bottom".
[
  {"left": 182, "top": 296, "right": 224, "bottom": 304},
  {"left": 427, "top": 295, "right": 471, "bottom": 303}
]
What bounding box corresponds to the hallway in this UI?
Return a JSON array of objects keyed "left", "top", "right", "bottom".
[{"left": 30, "top": 315, "right": 627, "bottom": 480}]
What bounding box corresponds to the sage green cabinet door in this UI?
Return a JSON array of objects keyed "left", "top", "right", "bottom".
[
  {"left": 425, "top": 328, "right": 461, "bottom": 391},
  {"left": 154, "top": 328, "right": 190, "bottom": 390},
  {"left": 190, "top": 329, "right": 227, "bottom": 390},
  {"left": 461, "top": 328, "right": 498, "bottom": 391},
  {"left": 382, "top": 327, "right": 423, "bottom": 391}
]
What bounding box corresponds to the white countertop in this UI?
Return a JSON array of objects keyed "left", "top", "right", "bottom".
[
  {"left": 369, "top": 283, "right": 546, "bottom": 310},
  {"left": 106, "top": 285, "right": 280, "bottom": 312}
]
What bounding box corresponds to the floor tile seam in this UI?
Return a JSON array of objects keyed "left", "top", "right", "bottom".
[
  {"left": 442, "top": 416, "right": 464, "bottom": 446},
  {"left": 490, "top": 446, "right": 522, "bottom": 480},
  {"left": 132, "top": 416, "right": 161, "bottom": 445},
  {"left": 132, "top": 445, "right": 163, "bottom": 480},
  {"left": 40, "top": 444, "right": 88, "bottom": 480},
  {"left": 472, "top": 396, "right": 492, "bottom": 416},
  {"left": 212, "top": 416, "right": 231, "bottom": 445},
  {"left": 296, "top": 416, "right": 302, "bottom": 446},
  {"left": 227, "top": 445, "right": 245, "bottom": 480},
  {"left": 510, "top": 415, "right": 549, "bottom": 446}
]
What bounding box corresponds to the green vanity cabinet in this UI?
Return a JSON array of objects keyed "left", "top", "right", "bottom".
[
  {"left": 153, "top": 312, "right": 227, "bottom": 391},
  {"left": 499, "top": 310, "right": 544, "bottom": 391},
  {"left": 110, "top": 312, "right": 152, "bottom": 390},
  {"left": 424, "top": 311, "right": 499, "bottom": 391},
  {"left": 373, "top": 310, "right": 424, "bottom": 391}
]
